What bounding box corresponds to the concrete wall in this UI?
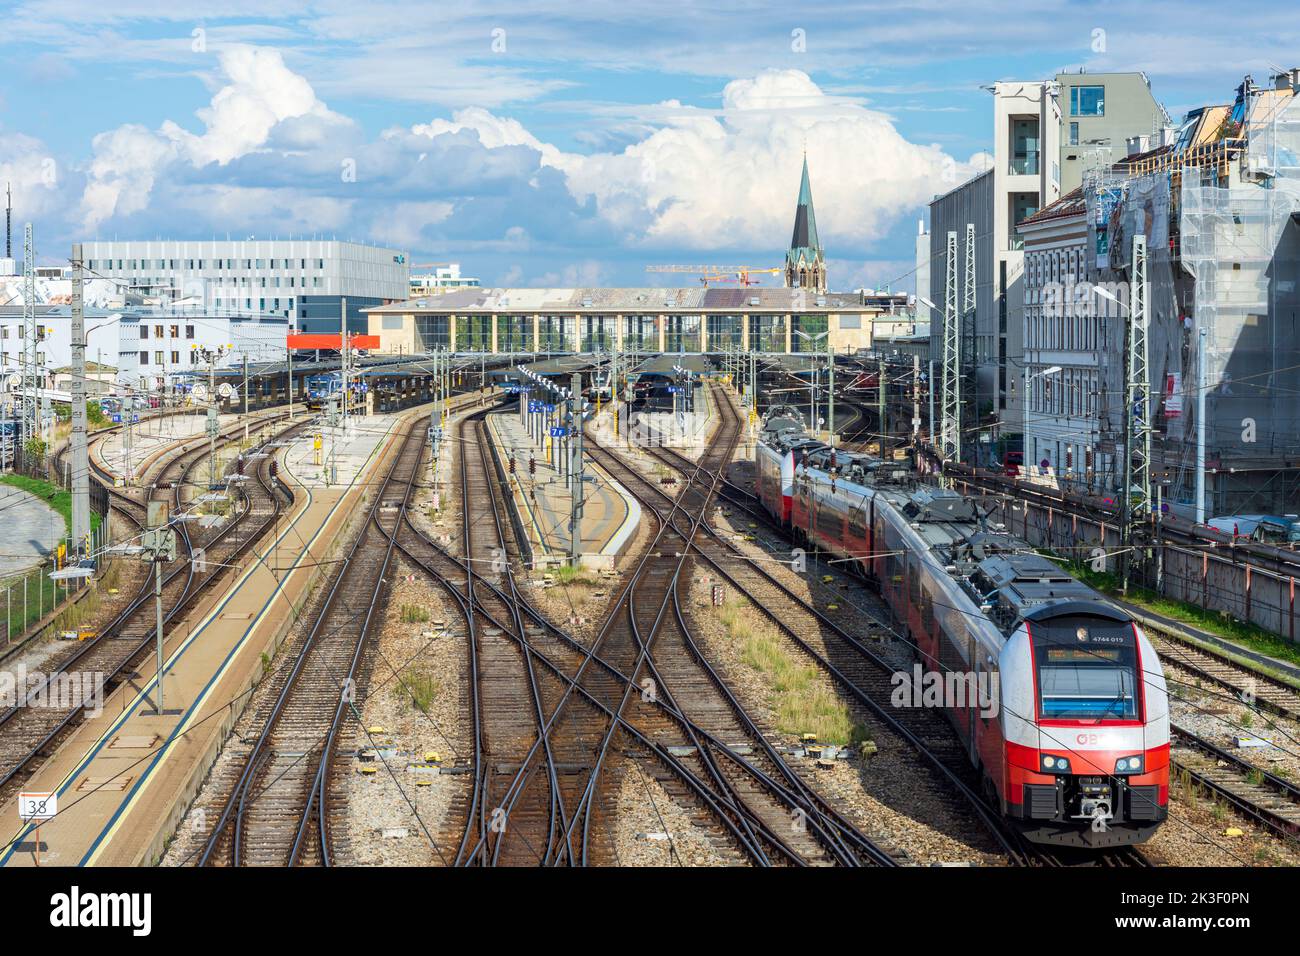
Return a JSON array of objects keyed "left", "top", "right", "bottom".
[{"left": 1057, "top": 72, "right": 1168, "bottom": 193}]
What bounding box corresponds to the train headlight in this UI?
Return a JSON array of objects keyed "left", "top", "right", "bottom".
[
  {"left": 1040, "top": 754, "right": 1071, "bottom": 773},
  {"left": 1114, "top": 755, "right": 1144, "bottom": 774}
]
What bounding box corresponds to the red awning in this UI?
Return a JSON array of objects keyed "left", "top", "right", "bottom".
[{"left": 287, "top": 333, "right": 381, "bottom": 350}]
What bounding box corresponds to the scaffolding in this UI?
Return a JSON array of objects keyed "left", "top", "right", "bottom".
[{"left": 1169, "top": 87, "right": 1300, "bottom": 513}]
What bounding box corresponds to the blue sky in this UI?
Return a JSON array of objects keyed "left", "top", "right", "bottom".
[{"left": 1, "top": 1, "right": 1293, "bottom": 294}]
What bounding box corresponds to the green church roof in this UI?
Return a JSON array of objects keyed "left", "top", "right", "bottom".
[{"left": 787, "top": 155, "right": 821, "bottom": 262}]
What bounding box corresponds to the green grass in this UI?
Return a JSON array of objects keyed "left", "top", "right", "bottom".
[
  {"left": 0, "top": 474, "right": 107, "bottom": 640},
  {"left": 719, "top": 601, "right": 867, "bottom": 747},
  {"left": 393, "top": 667, "right": 439, "bottom": 713},
  {"left": 399, "top": 604, "right": 431, "bottom": 623},
  {"left": 1059, "top": 556, "right": 1300, "bottom": 673},
  {"left": 551, "top": 564, "right": 598, "bottom": 587},
  {"left": 1, "top": 473, "right": 102, "bottom": 538}
]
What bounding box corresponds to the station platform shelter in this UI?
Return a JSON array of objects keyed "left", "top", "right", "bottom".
[{"left": 365, "top": 287, "right": 908, "bottom": 356}]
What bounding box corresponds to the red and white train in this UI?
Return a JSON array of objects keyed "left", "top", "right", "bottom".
[{"left": 755, "top": 408, "right": 1169, "bottom": 847}]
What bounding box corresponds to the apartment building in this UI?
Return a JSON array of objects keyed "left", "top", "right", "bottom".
[
  {"left": 931, "top": 72, "right": 1169, "bottom": 465},
  {"left": 78, "top": 239, "right": 409, "bottom": 336},
  {"left": 1056, "top": 72, "right": 1169, "bottom": 193},
  {"left": 1017, "top": 189, "right": 1111, "bottom": 486}
]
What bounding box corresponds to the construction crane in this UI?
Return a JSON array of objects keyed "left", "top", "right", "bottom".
[{"left": 646, "top": 264, "right": 783, "bottom": 286}]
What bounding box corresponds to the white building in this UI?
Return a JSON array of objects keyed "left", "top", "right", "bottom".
[
  {"left": 117, "top": 312, "right": 288, "bottom": 390},
  {"left": 929, "top": 81, "right": 1060, "bottom": 465},
  {"left": 410, "top": 263, "right": 480, "bottom": 295},
  {"left": 0, "top": 306, "right": 286, "bottom": 394},
  {"left": 78, "top": 239, "right": 409, "bottom": 335},
  {"left": 1017, "top": 189, "right": 1109, "bottom": 486}
]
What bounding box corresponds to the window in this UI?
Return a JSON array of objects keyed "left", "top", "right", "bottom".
[
  {"left": 170, "top": 324, "right": 179, "bottom": 338},
  {"left": 190, "top": 351, "right": 199, "bottom": 365},
  {"left": 1010, "top": 118, "right": 1039, "bottom": 175},
  {"left": 139, "top": 326, "right": 149, "bottom": 340},
  {"left": 154, "top": 325, "right": 164, "bottom": 338},
  {"left": 185, "top": 325, "right": 195, "bottom": 339},
  {"left": 139, "top": 351, "right": 149, "bottom": 365},
  {"left": 171, "top": 351, "right": 180, "bottom": 364},
  {"left": 1070, "top": 85, "right": 1104, "bottom": 117},
  {"left": 1069, "top": 122, "right": 1079, "bottom": 146},
  {"left": 154, "top": 351, "right": 164, "bottom": 365}
]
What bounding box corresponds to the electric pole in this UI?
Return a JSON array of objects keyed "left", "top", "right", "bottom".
[
  {"left": 21, "top": 223, "right": 37, "bottom": 465},
  {"left": 287, "top": 331, "right": 295, "bottom": 421},
  {"left": 569, "top": 371, "right": 585, "bottom": 566},
  {"left": 963, "top": 222, "right": 976, "bottom": 464},
  {"left": 826, "top": 334, "right": 835, "bottom": 446},
  {"left": 912, "top": 354, "right": 921, "bottom": 452},
  {"left": 1120, "top": 233, "right": 1151, "bottom": 594},
  {"left": 877, "top": 355, "right": 886, "bottom": 456},
  {"left": 1195, "top": 327, "right": 1207, "bottom": 524},
  {"left": 70, "top": 244, "right": 91, "bottom": 557},
  {"left": 940, "top": 230, "right": 960, "bottom": 483},
  {"left": 340, "top": 296, "right": 349, "bottom": 440},
  {"left": 141, "top": 500, "right": 177, "bottom": 716}
]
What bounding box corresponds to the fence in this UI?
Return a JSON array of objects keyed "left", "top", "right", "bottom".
[
  {"left": 953, "top": 475, "right": 1300, "bottom": 644},
  {"left": 2, "top": 524, "right": 109, "bottom": 646}
]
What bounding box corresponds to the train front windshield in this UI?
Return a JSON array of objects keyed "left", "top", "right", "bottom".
[{"left": 1033, "top": 617, "right": 1140, "bottom": 720}]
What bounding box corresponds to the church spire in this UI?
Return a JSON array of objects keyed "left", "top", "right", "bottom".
[{"left": 785, "top": 153, "right": 826, "bottom": 293}]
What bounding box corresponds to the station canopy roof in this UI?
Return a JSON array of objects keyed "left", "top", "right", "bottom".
[{"left": 365, "top": 287, "right": 902, "bottom": 315}]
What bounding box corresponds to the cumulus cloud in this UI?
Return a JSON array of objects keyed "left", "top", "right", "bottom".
[
  {"left": 65, "top": 52, "right": 976, "bottom": 287},
  {"left": 0, "top": 132, "right": 66, "bottom": 223},
  {"left": 412, "top": 108, "right": 564, "bottom": 167},
  {"left": 415, "top": 69, "right": 980, "bottom": 251},
  {"left": 80, "top": 45, "right": 345, "bottom": 229}
]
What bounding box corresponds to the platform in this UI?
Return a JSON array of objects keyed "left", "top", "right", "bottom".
[
  {"left": 621, "top": 374, "right": 716, "bottom": 457},
  {"left": 488, "top": 410, "right": 639, "bottom": 570},
  {"left": 0, "top": 414, "right": 412, "bottom": 867},
  {"left": 282, "top": 413, "right": 400, "bottom": 488}
]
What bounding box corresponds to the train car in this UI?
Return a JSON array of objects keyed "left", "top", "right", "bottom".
[
  {"left": 758, "top": 422, "right": 1170, "bottom": 847},
  {"left": 305, "top": 372, "right": 366, "bottom": 414},
  {"left": 754, "top": 406, "right": 824, "bottom": 525}
]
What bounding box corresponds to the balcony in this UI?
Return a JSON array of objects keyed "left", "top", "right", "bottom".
[{"left": 1009, "top": 153, "right": 1040, "bottom": 177}]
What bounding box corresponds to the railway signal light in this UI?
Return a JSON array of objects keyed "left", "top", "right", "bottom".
[
  {"left": 509, "top": 456, "right": 516, "bottom": 475},
  {"left": 529, "top": 455, "right": 536, "bottom": 476}
]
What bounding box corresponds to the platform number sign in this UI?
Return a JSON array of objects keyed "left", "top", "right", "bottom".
[{"left": 19, "top": 792, "right": 56, "bottom": 821}]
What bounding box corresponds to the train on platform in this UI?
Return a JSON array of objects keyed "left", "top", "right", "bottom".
[
  {"left": 754, "top": 406, "right": 1170, "bottom": 847},
  {"left": 304, "top": 372, "right": 366, "bottom": 414}
]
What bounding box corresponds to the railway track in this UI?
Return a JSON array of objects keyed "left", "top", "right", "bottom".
[
  {"left": 465, "top": 393, "right": 896, "bottom": 865},
  {"left": 197, "top": 414, "right": 423, "bottom": 867},
  {"left": 0, "top": 419, "right": 299, "bottom": 804},
  {"left": 383, "top": 397, "right": 894, "bottom": 865}
]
